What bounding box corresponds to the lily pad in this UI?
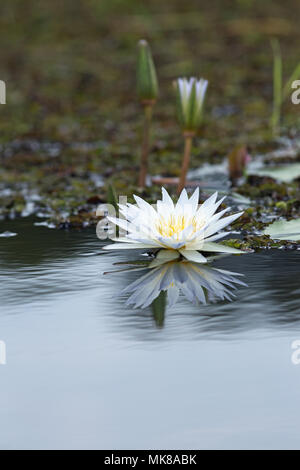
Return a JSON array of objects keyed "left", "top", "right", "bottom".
[
  {"left": 249, "top": 163, "right": 300, "bottom": 183},
  {"left": 264, "top": 218, "right": 300, "bottom": 241}
]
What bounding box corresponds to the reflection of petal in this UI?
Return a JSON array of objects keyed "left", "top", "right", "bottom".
[
  {"left": 123, "top": 259, "right": 247, "bottom": 309},
  {"left": 173, "top": 263, "right": 189, "bottom": 284},
  {"left": 168, "top": 285, "right": 180, "bottom": 307}
]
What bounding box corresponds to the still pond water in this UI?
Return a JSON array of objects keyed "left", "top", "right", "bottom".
[{"left": 1, "top": 218, "right": 300, "bottom": 449}]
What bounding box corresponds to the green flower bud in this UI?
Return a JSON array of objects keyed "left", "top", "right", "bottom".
[
  {"left": 137, "top": 39, "right": 159, "bottom": 105},
  {"left": 176, "top": 77, "right": 208, "bottom": 133}
]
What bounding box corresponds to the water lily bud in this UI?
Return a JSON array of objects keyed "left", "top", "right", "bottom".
[
  {"left": 176, "top": 77, "right": 208, "bottom": 134},
  {"left": 137, "top": 39, "right": 158, "bottom": 105}
]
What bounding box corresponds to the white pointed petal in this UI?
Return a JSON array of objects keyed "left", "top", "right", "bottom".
[
  {"left": 175, "top": 224, "right": 194, "bottom": 241},
  {"left": 176, "top": 188, "right": 188, "bottom": 209},
  {"left": 196, "top": 193, "right": 224, "bottom": 220},
  {"left": 203, "top": 232, "right": 228, "bottom": 242},
  {"left": 126, "top": 236, "right": 161, "bottom": 246},
  {"left": 133, "top": 195, "right": 157, "bottom": 216},
  {"left": 103, "top": 242, "right": 158, "bottom": 250},
  {"left": 201, "top": 242, "right": 244, "bottom": 254},
  {"left": 157, "top": 237, "right": 186, "bottom": 250},
  {"left": 183, "top": 240, "right": 204, "bottom": 250},
  {"left": 201, "top": 191, "right": 218, "bottom": 207},
  {"left": 110, "top": 237, "right": 149, "bottom": 243},
  {"left": 161, "top": 187, "right": 174, "bottom": 209},
  {"left": 107, "top": 216, "right": 138, "bottom": 234},
  {"left": 181, "top": 232, "right": 204, "bottom": 250},
  {"left": 118, "top": 203, "right": 140, "bottom": 217},
  {"left": 189, "top": 187, "right": 199, "bottom": 212},
  {"left": 179, "top": 249, "right": 207, "bottom": 263},
  {"left": 204, "top": 211, "right": 243, "bottom": 238},
  {"left": 206, "top": 207, "right": 230, "bottom": 225},
  {"left": 156, "top": 200, "right": 171, "bottom": 218}
]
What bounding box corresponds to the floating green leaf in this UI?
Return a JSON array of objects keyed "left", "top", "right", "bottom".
[
  {"left": 249, "top": 163, "right": 300, "bottom": 183},
  {"left": 264, "top": 218, "right": 300, "bottom": 241}
]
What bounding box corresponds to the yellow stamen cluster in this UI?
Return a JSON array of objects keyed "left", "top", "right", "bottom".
[{"left": 156, "top": 214, "right": 204, "bottom": 240}]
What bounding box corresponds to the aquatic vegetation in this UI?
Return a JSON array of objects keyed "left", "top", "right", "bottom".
[
  {"left": 103, "top": 187, "right": 244, "bottom": 262},
  {"left": 175, "top": 77, "right": 208, "bottom": 193},
  {"left": 136, "top": 39, "right": 158, "bottom": 188}
]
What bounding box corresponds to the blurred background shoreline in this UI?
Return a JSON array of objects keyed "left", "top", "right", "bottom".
[{"left": 0, "top": 0, "right": 300, "bottom": 228}]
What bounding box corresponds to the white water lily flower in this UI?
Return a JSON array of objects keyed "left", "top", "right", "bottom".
[
  {"left": 176, "top": 77, "right": 208, "bottom": 132},
  {"left": 103, "top": 187, "right": 244, "bottom": 264}
]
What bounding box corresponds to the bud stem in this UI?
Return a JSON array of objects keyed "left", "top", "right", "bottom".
[
  {"left": 138, "top": 104, "right": 153, "bottom": 188},
  {"left": 177, "top": 134, "right": 194, "bottom": 194}
]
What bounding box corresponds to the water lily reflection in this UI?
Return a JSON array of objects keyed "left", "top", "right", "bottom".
[{"left": 122, "top": 259, "right": 247, "bottom": 310}]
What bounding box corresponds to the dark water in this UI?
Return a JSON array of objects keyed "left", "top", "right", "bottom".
[{"left": 1, "top": 218, "right": 300, "bottom": 449}]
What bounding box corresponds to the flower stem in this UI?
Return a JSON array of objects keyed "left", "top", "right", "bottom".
[
  {"left": 177, "top": 134, "right": 194, "bottom": 194},
  {"left": 138, "top": 104, "right": 153, "bottom": 188},
  {"left": 270, "top": 38, "right": 282, "bottom": 136}
]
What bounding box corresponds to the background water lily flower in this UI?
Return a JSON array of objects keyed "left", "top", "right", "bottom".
[
  {"left": 103, "top": 187, "right": 244, "bottom": 263},
  {"left": 123, "top": 258, "right": 247, "bottom": 309},
  {"left": 175, "top": 77, "right": 208, "bottom": 193},
  {"left": 176, "top": 77, "right": 208, "bottom": 133}
]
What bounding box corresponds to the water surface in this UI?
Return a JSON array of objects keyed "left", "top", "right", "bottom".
[{"left": 1, "top": 218, "right": 300, "bottom": 449}]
